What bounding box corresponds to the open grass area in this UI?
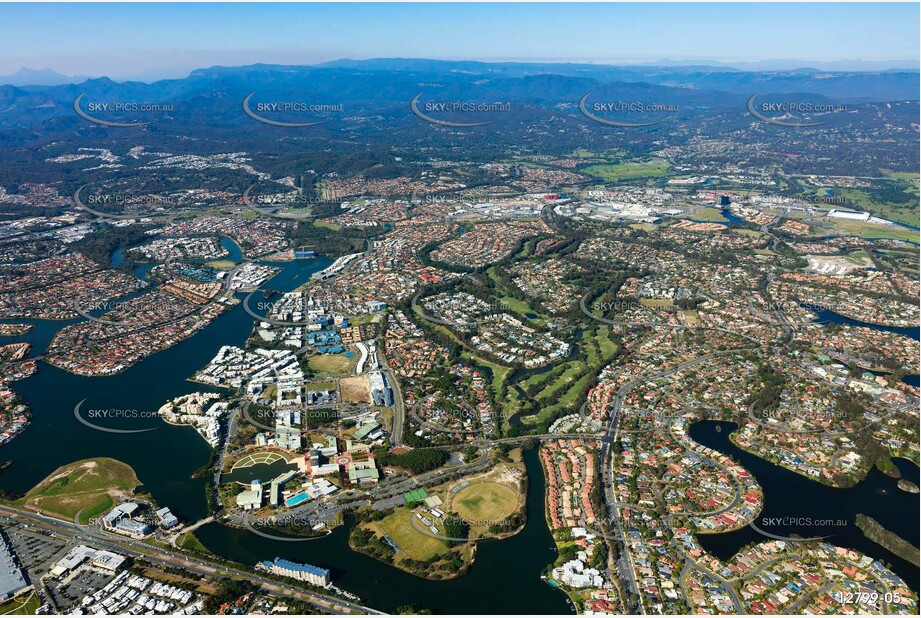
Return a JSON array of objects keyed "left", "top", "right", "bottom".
[
  {"left": 690, "top": 207, "right": 729, "bottom": 223},
  {"left": 830, "top": 185, "right": 919, "bottom": 227},
  {"left": 135, "top": 566, "right": 219, "bottom": 595},
  {"left": 452, "top": 482, "right": 519, "bottom": 523},
  {"left": 581, "top": 158, "right": 670, "bottom": 182},
  {"left": 370, "top": 508, "right": 447, "bottom": 561},
  {"left": 204, "top": 259, "right": 237, "bottom": 270},
  {"left": 821, "top": 219, "right": 919, "bottom": 244},
  {"left": 308, "top": 352, "right": 355, "bottom": 376},
  {"left": 497, "top": 295, "right": 546, "bottom": 328},
  {"left": 313, "top": 220, "right": 342, "bottom": 231},
  {"left": 0, "top": 592, "right": 41, "bottom": 615},
  {"left": 176, "top": 531, "right": 209, "bottom": 553},
  {"left": 304, "top": 379, "right": 337, "bottom": 391},
  {"left": 640, "top": 298, "right": 674, "bottom": 309},
  {"left": 844, "top": 249, "right": 873, "bottom": 265},
  {"left": 733, "top": 228, "right": 765, "bottom": 238},
  {"left": 19, "top": 458, "right": 140, "bottom": 524}
]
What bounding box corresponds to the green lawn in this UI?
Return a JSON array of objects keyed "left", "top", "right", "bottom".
[
  {"left": 177, "top": 532, "right": 209, "bottom": 553},
  {"left": 19, "top": 458, "right": 140, "bottom": 523},
  {"left": 581, "top": 158, "right": 670, "bottom": 182},
  {"left": 308, "top": 353, "right": 356, "bottom": 376},
  {"left": 313, "top": 220, "right": 342, "bottom": 231},
  {"left": 822, "top": 219, "right": 919, "bottom": 244},
  {"left": 452, "top": 482, "right": 519, "bottom": 522},
  {"left": 370, "top": 508, "right": 447, "bottom": 561},
  {"left": 690, "top": 207, "right": 729, "bottom": 223}
]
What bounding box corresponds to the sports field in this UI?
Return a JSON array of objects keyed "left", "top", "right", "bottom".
[
  {"left": 370, "top": 508, "right": 447, "bottom": 560},
  {"left": 452, "top": 482, "right": 519, "bottom": 523},
  {"left": 309, "top": 353, "right": 356, "bottom": 376}
]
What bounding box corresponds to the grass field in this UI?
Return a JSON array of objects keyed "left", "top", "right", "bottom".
[
  {"left": 691, "top": 207, "right": 729, "bottom": 223},
  {"left": 733, "top": 228, "right": 765, "bottom": 238},
  {"left": 581, "top": 158, "right": 670, "bottom": 182},
  {"left": 370, "top": 508, "right": 447, "bottom": 561},
  {"left": 19, "top": 458, "right": 140, "bottom": 523},
  {"left": 821, "top": 219, "right": 919, "bottom": 243},
  {"left": 0, "top": 592, "right": 40, "bottom": 615},
  {"left": 452, "top": 482, "right": 519, "bottom": 522},
  {"left": 308, "top": 353, "right": 355, "bottom": 376},
  {"left": 845, "top": 249, "right": 873, "bottom": 266},
  {"left": 304, "top": 380, "right": 337, "bottom": 391},
  {"left": 135, "top": 565, "right": 219, "bottom": 595},
  {"left": 313, "top": 220, "right": 342, "bottom": 231},
  {"left": 204, "top": 259, "right": 237, "bottom": 270},
  {"left": 640, "top": 298, "right": 674, "bottom": 309},
  {"left": 497, "top": 295, "right": 546, "bottom": 328},
  {"left": 830, "top": 186, "right": 919, "bottom": 227}
]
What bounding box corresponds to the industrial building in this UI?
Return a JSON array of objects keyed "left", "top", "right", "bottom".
[
  {"left": 0, "top": 530, "right": 28, "bottom": 601},
  {"left": 49, "top": 545, "right": 126, "bottom": 579}
]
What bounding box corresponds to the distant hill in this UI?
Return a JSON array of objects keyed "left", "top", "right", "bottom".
[{"left": 0, "top": 67, "right": 87, "bottom": 87}]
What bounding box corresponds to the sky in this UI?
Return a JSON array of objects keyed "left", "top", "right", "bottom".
[{"left": 0, "top": 2, "right": 918, "bottom": 80}]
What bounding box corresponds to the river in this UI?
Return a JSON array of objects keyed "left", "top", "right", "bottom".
[{"left": 690, "top": 420, "right": 920, "bottom": 592}]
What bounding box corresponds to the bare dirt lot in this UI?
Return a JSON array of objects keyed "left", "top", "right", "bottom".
[{"left": 339, "top": 375, "right": 371, "bottom": 403}]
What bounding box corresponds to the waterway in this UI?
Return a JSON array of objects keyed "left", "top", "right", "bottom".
[
  {"left": 0, "top": 243, "right": 572, "bottom": 613},
  {"left": 197, "top": 448, "right": 571, "bottom": 614},
  {"left": 810, "top": 306, "right": 920, "bottom": 387},
  {"left": 0, "top": 241, "right": 331, "bottom": 524},
  {"left": 690, "top": 420, "right": 920, "bottom": 592}
]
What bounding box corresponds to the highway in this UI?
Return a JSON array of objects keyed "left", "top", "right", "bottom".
[{"left": 0, "top": 504, "right": 382, "bottom": 615}]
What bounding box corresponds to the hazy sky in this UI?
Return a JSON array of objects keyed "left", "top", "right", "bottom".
[{"left": 1, "top": 3, "right": 918, "bottom": 79}]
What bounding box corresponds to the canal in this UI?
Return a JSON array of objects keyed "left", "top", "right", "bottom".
[{"left": 690, "top": 420, "right": 920, "bottom": 592}]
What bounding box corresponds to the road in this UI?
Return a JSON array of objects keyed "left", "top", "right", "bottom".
[{"left": 0, "top": 504, "right": 381, "bottom": 615}]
